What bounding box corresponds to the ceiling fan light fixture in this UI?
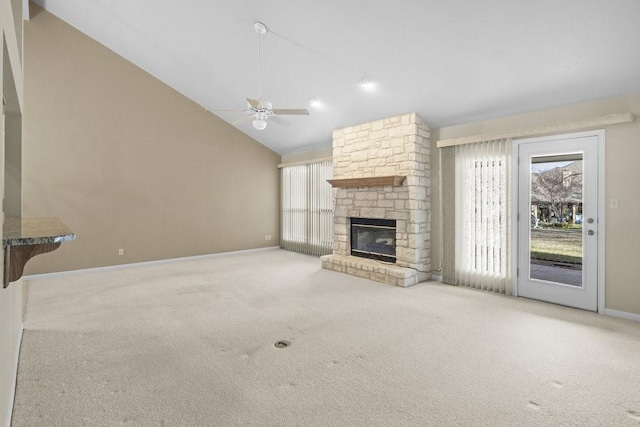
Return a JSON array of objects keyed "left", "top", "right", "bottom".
[{"left": 252, "top": 117, "right": 267, "bottom": 130}]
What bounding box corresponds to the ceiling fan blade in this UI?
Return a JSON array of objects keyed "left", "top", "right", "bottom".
[
  {"left": 269, "top": 115, "right": 293, "bottom": 127},
  {"left": 272, "top": 108, "right": 309, "bottom": 115},
  {"left": 210, "top": 109, "right": 246, "bottom": 112},
  {"left": 247, "top": 98, "right": 261, "bottom": 109},
  {"left": 232, "top": 115, "right": 254, "bottom": 126}
]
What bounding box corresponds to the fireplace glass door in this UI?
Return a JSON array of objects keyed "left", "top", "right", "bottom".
[{"left": 350, "top": 218, "right": 397, "bottom": 262}]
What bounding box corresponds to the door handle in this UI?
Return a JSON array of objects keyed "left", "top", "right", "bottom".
[{"left": 587, "top": 230, "right": 595, "bottom": 236}]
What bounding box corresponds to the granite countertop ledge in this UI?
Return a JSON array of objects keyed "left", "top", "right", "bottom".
[{"left": 3, "top": 217, "right": 76, "bottom": 246}]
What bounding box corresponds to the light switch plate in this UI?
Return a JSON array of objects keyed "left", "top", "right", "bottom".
[{"left": 610, "top": 198, "right": 619, "bottom": 209}]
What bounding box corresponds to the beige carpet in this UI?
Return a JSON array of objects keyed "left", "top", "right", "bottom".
[{"left": 12, "top": 249, "right": 640, "bottom": 426}]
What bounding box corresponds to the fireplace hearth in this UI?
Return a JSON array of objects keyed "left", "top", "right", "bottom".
[{"left": 350, "top": 218, "right": 396, "bottom": 263}]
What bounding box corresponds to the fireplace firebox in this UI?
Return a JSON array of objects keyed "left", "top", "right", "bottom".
[{"left": 350, "top": 218, "right": 397, "bottom": 263}]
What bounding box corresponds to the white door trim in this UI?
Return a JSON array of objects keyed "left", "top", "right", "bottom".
[{"left": 511, "top": 130, "right": 605, "bottom": 313}]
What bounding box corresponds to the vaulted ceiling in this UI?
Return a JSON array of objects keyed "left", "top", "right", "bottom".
[{"left": 32, "top": 0, "right": 640, "bottom": 154}]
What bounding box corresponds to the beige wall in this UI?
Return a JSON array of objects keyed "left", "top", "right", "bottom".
[
  {"left": 22, "top": 6, "right": 281, "bottom": 274},
  {"left": 431, "top": 93, "right": 640, "bottom": 315},
  {"left": 4, "top": 111, "right": 22, "bottom": 217},
  {"left": 1, "top": 0, "right": 24, "bottom": 424}
]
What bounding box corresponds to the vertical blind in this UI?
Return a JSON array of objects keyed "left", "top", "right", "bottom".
[
  {"left": 281, "top": 160, "right": 333, "bottom": 256},
  {"left": 454, "top": 139, "right": 512, "bottom": 294}
]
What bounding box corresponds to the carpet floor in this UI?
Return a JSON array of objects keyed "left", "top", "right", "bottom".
[{"left": 12, "top": 249, "right": 640, "bottom": 426}]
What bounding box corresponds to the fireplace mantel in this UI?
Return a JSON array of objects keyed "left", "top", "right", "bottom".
[{"left": 327, "top": 175, "right": 406, "bottom": 188}]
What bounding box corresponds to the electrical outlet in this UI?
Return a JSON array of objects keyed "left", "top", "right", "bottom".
[
  {"left": 265, "top": 235, "right": 269, "bottom": 241},
  {"left": 118, "top": 248, "right": 124, "bottom": 256},
  {"left": 267, "top": 235, "right": 272, "bottom": 241},
  {"left": 610, "top": 198, "right": 619, "bottom": 209}
]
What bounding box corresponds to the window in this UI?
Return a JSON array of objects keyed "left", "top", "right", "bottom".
[
  {"left": 454, "top": 139, "right": 512, "bottom": 293},
  {"left": 281, "top": 160, "right": 333, "bottom": 256}
]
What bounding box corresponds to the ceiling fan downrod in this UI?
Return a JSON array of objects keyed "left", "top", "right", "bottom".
[{"left": 254, "top": 22, "right": 267, "bottom": 105}]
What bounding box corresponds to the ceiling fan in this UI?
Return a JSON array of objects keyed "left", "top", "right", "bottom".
[{"left": 216, "top": 22, "right": 309, "bottom": 131}]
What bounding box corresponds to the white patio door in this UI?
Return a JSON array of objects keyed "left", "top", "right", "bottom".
[{"left": 516, "top": 131, "right": 602, "bottom": 311}]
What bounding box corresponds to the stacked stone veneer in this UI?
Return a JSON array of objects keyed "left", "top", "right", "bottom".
[{"left": 321, "top": 113, "right": 431, "bottom": 287}]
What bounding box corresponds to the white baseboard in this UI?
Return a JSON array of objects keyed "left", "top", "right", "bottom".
[
  {"left": 23, "top": 246, "right": 281, "bottom": 282},
  {"left": 603, "top": 308, "right": 640, "bottom": 323},
  {"left": 5, "top": 323, "right": 23, "bottom": 427}
]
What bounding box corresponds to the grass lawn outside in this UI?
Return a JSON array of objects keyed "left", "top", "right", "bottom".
[{"left": 530, "top": 227, "right": 582, "bottom": 265}]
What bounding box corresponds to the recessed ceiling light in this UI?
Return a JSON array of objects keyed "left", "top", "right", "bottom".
[
  {"left": 360, "top": 78, "right": 377, "bottom": 92},
  {"left": 308, "top": 98, "right": 323, "bottom": 108}
]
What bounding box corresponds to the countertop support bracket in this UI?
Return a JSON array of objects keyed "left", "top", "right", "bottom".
[
  {"left": 2, "top": 217, "right": 75, "bottom": 288},
  {"left": 3, "top": 242, "right": 61, "bottom": 288}
]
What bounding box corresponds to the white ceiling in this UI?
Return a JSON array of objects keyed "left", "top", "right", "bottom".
[{"left": 32, "top": 0, "right": 640, "bottom": 155}]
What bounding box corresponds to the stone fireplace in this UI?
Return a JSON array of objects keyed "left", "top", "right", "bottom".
[{"left": 321, "top": 113, "right": 431, "bottom": 287}]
